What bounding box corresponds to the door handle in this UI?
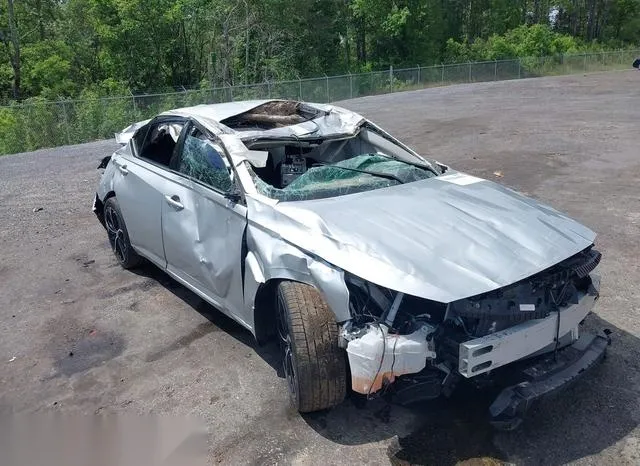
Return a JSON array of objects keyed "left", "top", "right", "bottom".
[
  {"left": 115, "top": 162, "right": 128, "bottom": 175},
  {"left": 164, "top": 194, "right": 184, "bottom": 211}
]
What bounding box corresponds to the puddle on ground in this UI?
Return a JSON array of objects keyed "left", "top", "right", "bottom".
[
  {"left": 43, "top": 316, "right": 126, "bottom": 377},
  {"left": 54, "top": 330, "right": 125, "bottom": 377}
]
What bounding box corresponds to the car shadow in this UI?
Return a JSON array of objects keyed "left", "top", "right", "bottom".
[
  {"left": 129, "top": 263, "right": 284, "bottom": 375},
  {"left": 129, "top": 264, "right": 639, "bottom": 465},
  {"left": 302, "top": 313, "right": 640, "bottom": 465}
]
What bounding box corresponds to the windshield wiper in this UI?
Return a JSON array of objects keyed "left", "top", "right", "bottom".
[{"left": 312, "top": 161, "right": 404, "bottom": 184}]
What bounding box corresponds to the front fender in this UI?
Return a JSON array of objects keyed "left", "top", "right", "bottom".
[
  {"left": 97, "top": 144, "right": 133, "bottom": 201},
  {"left": 97, "top": 158, "right": 116, "bottom": 200},
  {"left": 244, "top": 225, "right": 351, "bottom": 332}
]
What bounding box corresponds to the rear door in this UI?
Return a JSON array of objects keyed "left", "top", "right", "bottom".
[
  {"left": 113, "top": 117, "right": 187, "bottom": 267},
  {"left": 161, "top": 123, "right": 249, "bottom": 324}
]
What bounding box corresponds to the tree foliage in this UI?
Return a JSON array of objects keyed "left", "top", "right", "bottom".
[
  {"left": 444, "top": 24, "right": 583, "bottom": 62},
  {"left": 1, "top": 0, "right": 639, "bottom": 102}
]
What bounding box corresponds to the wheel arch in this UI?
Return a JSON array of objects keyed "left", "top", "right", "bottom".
[
  {"left": 94, "top": 190, "right": 116, "bottom": 227},
  {"left": 252, "top": 278, "right": 280, "bottom": 344},
  {"left": 248, "top": 260, "right": 351, "bottom": 344}
]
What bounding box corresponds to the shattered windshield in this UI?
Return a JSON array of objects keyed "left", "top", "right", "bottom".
[
  {"left": 232, "top": 106, "right": 443, "bottom": 202},
  {"left": 250, "top": 154, "right": 437, "bottom": 201}
]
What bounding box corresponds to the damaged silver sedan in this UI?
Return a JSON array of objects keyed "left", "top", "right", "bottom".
[{"left": 94, "top": 100, "right": 608, "bottom": 429}]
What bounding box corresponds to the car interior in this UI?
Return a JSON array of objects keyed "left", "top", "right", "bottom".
[
  {"left": 129, "top": 121, "right": 234, "bottom": 193},
  {"left": 249, "top": 128, "right": 422, "bottom": 188},
  {"left": 244, "top": 127, "right": 441, "bottom": 201},
  {"left": 129, "top": 112, "right": 441, "bottom": 200},
  {"left": 135, "top": 122, "right": 185, "bottom": 167}
]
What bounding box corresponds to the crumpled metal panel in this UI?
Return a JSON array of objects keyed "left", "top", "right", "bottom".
[
  {"left": 164, "top": 100, "right": 272, "bottom": 124},
  {"left": 218, "top": 134, "right": 268, "bottom": 168},
  {"left": 244, "top": 197, "right": 351, "bottom": 323},
  {"left": 116, "top": 100, "right": 366, "bottom": 170},
  {"left": 160, "top": 177, "right": 248, "bottom": 326},
  {"left": 169, "top": 101, "right": 364, "bottom": 166},
  {"left": 253, "top": 171, "right": 595, "bottom": 304},
  {"left": 236, "top": 104, "right": 363, "bottom": 143},
  {"left": 114, "top": 119, "right": 151, "bottom": 145}
]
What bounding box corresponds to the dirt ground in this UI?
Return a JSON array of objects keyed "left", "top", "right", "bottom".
[{"left": 1, "top": 71, "right": 639, "bottom": 465}]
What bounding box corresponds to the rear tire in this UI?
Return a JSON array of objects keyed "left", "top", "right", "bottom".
[
  {"left": 276, "top": 281, "right": 347, "bottom": 413},
  {"left": 103, "top": 197, "right": 143, "bottom": 269}
]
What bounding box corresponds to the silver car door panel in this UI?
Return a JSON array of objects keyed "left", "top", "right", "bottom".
[
  {"left": 161, "top": 176, "right": 248, "bottom": 322},
  {"left": 160, "top": 176, "right": 201, "bottom": 285},
  {"left": 112, "top": 154, "right": 166, "bottom": 266},
  {"left": 192, "top": 182, "right": 247, "bottom": 320}
]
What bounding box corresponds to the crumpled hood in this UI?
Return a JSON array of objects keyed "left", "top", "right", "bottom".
[{"left": 252, "top": 172, "right": 596, "bottom": 303}]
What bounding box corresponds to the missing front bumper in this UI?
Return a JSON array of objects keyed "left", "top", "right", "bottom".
[
  {"left": 459, "top": 278, "right": 599, "bottom": 377},
  {"left": 489, "top": 331, "right": 610, "bottom": 430}
]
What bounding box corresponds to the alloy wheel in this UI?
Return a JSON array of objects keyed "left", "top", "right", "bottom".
[
  {"left": 276, "top": 292, "right": 298, "bottom": 403},
  {"left": 104, "top": 204, "right": 128, "bottom": 264}
]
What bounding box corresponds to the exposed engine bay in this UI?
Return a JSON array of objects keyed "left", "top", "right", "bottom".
[{"left": 339, "top": 246, "right": 603, "bottom": 406}]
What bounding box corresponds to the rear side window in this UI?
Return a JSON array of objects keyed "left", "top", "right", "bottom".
[
  {"left": 178, "top": 128, "right": 234, "bottom": 193},
  {"left": 132, "top": 124, "right": 149, "bottom": 154},
  {"left": 135, "top": 120, "right": 185, "bottom": 167}
]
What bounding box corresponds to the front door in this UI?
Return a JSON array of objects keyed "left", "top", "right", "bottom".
[{"left": 161, "top": 124, "right": 248, "bottom": 324}]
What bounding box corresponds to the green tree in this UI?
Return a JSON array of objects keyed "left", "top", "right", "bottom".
[{"left": 1, "top": 0, "right": 639, "bottom": 103}]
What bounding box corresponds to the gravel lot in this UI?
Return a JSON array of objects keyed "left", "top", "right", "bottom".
[{"left": 1, "top": 71, "right": 639, "bottom": 465}]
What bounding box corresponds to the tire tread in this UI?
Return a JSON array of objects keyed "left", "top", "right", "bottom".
[{"left": 278, "top": 281, "right": 346, "bottom": 412}]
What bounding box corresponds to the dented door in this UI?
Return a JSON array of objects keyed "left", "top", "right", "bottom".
[
  {"left": 162, "top": 181, "right": 247, "bottom": 320},
  {"left": 161, "top": 127, "right": 248, "bottom": 324}
]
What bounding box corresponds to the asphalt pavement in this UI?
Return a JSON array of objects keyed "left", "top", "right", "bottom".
[{"left": 0, "top": 70, "right": 638, "bottom": 465}]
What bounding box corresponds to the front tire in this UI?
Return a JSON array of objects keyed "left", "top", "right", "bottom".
[
  {"left": 276, "top": 281, "right": 347, "bottom": 413},
  {"left": 103, "top": 197, "right": 142, "bottom": 269}
]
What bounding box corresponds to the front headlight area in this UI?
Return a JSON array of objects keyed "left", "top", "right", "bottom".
[
  {"left": 341, "top": 274, "right": 448, "bottom": 335},
  {"left": 337, "top": 247, "right": 603, "bottom": 401},
  {"left": 340, "top": 274, "right": 447, "bottom": 396}
]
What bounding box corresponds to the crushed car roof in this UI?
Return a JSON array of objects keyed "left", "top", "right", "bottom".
[
  {"left": 162, "top": 100, "right": 274, "bottom": 124},
  {"left": 117, "top": 100, "right": 367, "bottom": 166},
  {"left": 161, "top": 100, "right": 364, "bottom": 135},
  {"left": 117, "top": 100, "right": 363, "bottom": 144}
]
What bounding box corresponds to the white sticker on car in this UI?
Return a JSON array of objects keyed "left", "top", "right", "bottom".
[
  {"left": 437, "top": 173, "right": 483, "bottom": 186},
  {"left": 519, "top": 304, "right": 536, "bottom": 312}
]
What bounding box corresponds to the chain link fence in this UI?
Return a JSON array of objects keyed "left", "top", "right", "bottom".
[{"left": 1, "top": 49, "right": 638, "bottom": 155}]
